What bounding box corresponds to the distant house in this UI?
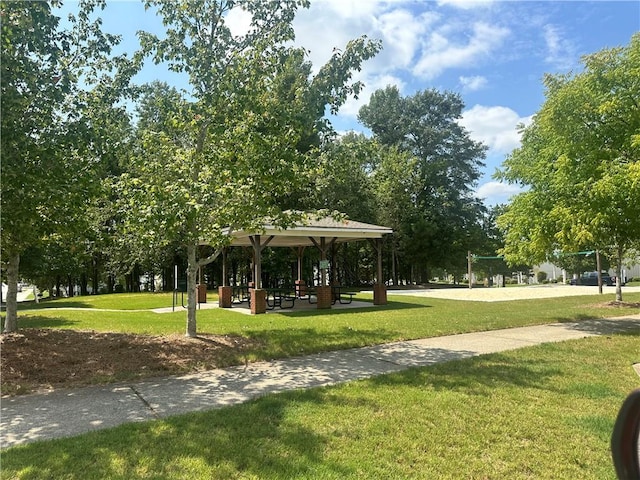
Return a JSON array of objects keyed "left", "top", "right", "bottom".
[{"left": 535, "top": 262, "right": 640, "bottom": 284}]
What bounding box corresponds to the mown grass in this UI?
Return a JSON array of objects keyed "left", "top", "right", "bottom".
[
  {"left": 18, "top": 291, "right": 219, "bottom": 311},
  {"left": 3, "top": 333, "right": 639, "bottom": 479},
  {"left": 6, "top": 291, "right": 640, "bottom": 363}
]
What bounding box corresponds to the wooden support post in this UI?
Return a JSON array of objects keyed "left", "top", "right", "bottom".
[
  {"left": 322, "top": 238, "right": 327, "bottom": 286},
  {"left": 297, "top": 246, "right": 304, "bottom": 282},
  {"left": 248, "top": 235, "right": 274, "bottom": 314},
  {"left": 222, "top": 247, "right": 228, "bottom": 287},
  {"left": 310, "top": 237, "right": 337, "bottom": 309},
  {"left": 294, "top": 246, "right": 306, "bottom": 297},
  {"left": 368, "top": 238, "right": 388, "bottom": 305},
  {"left": 309, "top": 236, "right": 337, "bottom": 287},
  {"left": 218, "top": 247, "right": 232, "bottom": 307},
  {"left": 254, "top": 235, "right": 262, "bottom": 290},
  {"left": 377, "top": 238, "right": 383, "bottom": 284},
  {"left": 330, "top": 241, "right": 338, "bottom": 285}
]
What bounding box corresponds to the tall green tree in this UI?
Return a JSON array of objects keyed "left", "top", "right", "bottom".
[
  {"left": 1, "top": 0, "right": 134, "bottom": 332},
  {"left": 358, "top": 86, "right": 487, "bottom": 280},
  {"left": 369, "top": 145, "right": 419, "bottom": 283},
  {"left": 305, "top": 133, "right": 377, "bottom": 221},
  {"left": 497, "top": 34, "right": 640, "bottom": 300},
  {"left": 122, "top": 0, "right": 380, "bottom": 336}
]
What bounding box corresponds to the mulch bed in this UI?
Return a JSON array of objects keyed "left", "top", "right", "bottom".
[{"left": 1, "top": 329, "right": 262, "bottom": 396}]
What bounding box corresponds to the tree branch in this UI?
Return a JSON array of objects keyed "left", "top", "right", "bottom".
[{"left": 198, "top": 248, "right": 222, "bottom": 267}]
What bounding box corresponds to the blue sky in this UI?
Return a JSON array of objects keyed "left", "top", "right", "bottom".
[{"left": 57, "top": 0, "right": 639, "bottom": 206}]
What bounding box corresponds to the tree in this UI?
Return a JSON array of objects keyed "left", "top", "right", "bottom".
[
  {"left": 549, "top": 251, "right": 610, "bottom": 282},
  {"left": 497, "top": 34, "right": 640, "bottom": 301},
  {"left": 1, "top": 0, "right": 134, "bottom": 332},
  {"left": 121, "top": 0, "right": 381, "bottom": 336},
  {"left": 358, "top": 86, "right": 487, "bottom": 280},
  {"left": 369, "top": 145, "right": 419, "bottom": 284},
  {"left": 305, "top": 133, "right": 378, "bottom": 221}
]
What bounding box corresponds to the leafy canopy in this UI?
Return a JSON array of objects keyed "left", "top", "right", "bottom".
[
  {"left": 358, "top": 85, "right": 488, "bottom": 278},
  {"left": 497, "top": 34, "right": 640, "bottom": 298},
  {"left": 118, "top": 0, "right": 380, "bottom": 335}
]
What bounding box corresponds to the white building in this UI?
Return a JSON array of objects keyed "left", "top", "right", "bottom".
[{"left": 536, "top": 262, "right": 640, "bottom": 284}]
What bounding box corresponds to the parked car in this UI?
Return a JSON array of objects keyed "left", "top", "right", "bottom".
[
  {"left": 570, "top": 271, "right": 613, "bottom": 286},
  {"left": 610, "top": 276, "right": 626, "bottom": 286}
]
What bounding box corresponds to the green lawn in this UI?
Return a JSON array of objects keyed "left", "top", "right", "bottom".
[
  {"left": 7, "top": 291, "right": 640, "bottom": 362},
  {"left": 19, "top": 291, "right": 219, "bottom": 310},
  {"left": 3, "top": 333, "right": 638, "bottom": 479},
  {"left": 2, "top": 291, "right": 639, "bottom": 478}
]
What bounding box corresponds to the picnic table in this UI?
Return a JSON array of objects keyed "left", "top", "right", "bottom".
[
  {"left": 232, "top": 286, "right": 250, "bottom": 304},
  {"left": 332, "top": 286, "right": 356, "bottom": 304},
  {"left": 307, "top": 286, "right": 356, "bottom": 305},
  {"left": 266, "top": 288, "right": 296, "bottom": 310}
]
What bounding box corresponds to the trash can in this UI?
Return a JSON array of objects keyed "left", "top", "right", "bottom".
[{"left": 197, "top": 284, "right": 207, "bottom": 303}]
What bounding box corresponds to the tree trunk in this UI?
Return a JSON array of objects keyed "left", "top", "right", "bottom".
[
  {"left": 80, "top": 272, "right": 89, "bottom": 296},
  {"left": 150, "top": 270, "right": 155, "bottom": 292},
  {"left": 391, "top": 242, "right": 397, "bottom": 286},
  {"left": 615, "top": 245, "right": 624, "bottom": 302},
  {"left": 3, "top": 252, "right": 20, "bottom": 333},
  {"left": 186, "top": 242, "right": 198, "bottom": 337},
  {"left": 133, "top": 264, "right": 141, "bottom": 292},
  {"left": 92, "top": 256, "right": 99, "bottom": 294}
]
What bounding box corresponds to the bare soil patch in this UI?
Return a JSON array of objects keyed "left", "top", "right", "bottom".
[{"left": 1, "top": 329, "right": 262, "bottom": 397}]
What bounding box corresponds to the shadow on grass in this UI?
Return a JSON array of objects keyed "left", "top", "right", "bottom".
[
  {"left": 2, "top": 388, "right": 356, "bottom": 479},
  {"left": 1, "top": 315, "right": 81, "bottom": 330},
  {"left": 562, "top": 317, "right": 640, "bottom": 335},
  {"left": 16, "top": 299, "right": 94, "bottom": 310},
  {"left": 243, "top": 325, "right": 401, "bottom": 359},
  {"left": 0, "top": 349, "right": 569, "bottom": 477},
  {"left": 165, "top": 392, "right": 353, "bottom": 478},
  {"left": 369, "top": 353, "right": 564, "bottom": 397},
  {"left": 277, "top": 300, "right": 430, "bottom": 318}
]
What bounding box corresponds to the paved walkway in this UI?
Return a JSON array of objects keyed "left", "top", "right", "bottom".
[{"left": 2, "top": 314, "right": 640, "bottom": 449}]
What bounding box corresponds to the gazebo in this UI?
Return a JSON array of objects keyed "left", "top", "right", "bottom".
[{"left": 216, "top": 213, "right": 393, "bottom": 314}]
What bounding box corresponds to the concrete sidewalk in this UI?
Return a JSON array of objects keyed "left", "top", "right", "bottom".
[{"left": 2, "top": 315, "right": 640, "bottom": 449}]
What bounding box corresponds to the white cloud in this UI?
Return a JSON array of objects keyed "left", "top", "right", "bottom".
[
  {"left": 413, "top": 22, "right": 510, "bottom": 79},
  {"left": 459, "top": 75, "right": 487, "bottom": 91},
  {"left": 336, "top": 73, "right": 406, "bottom": 118},
  {"left": 373, "top": 9, "right": 437, "bottom": 69},
  {"left": 293, "top": 3, "right": 377, "bottom": 75},
  {"left": 543, "top": 24, "right": 577, "bottom": 70},
  {"left": 476, "top": 181, "right": 523, "bottom": 205},
  {"left": 293, "top": 3, "right": 437, "bottom": 77},
  {"left": 225, "top": 5, "right": 253, "bottom": 37},
  {"left": 437, "top": 0, "right": 495, "bottom": 9},
  {"left": 312, "top": 0, "right": 385, "bottom": 19},
  {"left": 292, "top": 1, "right": 427, "bottom": 120},
  {"left": 459, "top": 105, "right": 532, "bottom": 154}
]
